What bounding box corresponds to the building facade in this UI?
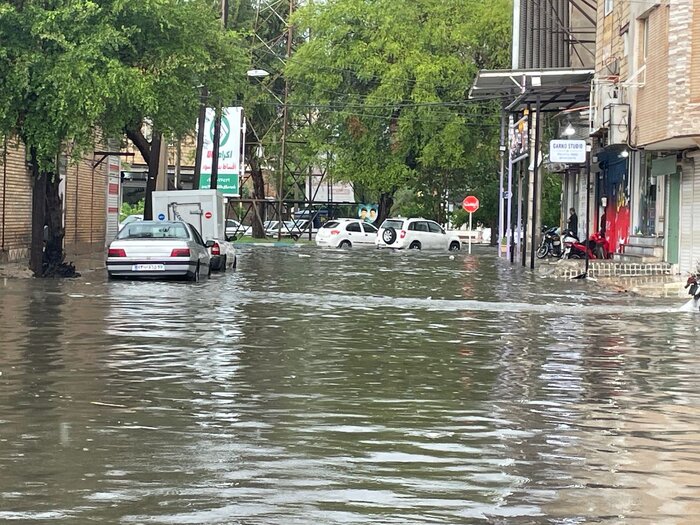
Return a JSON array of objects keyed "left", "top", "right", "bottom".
[
  {"left": 591, "top": 0, "right": 700, "bottom": 274},
  {"left": 0, "top": 138, "right": 109, "bottom": 264}
]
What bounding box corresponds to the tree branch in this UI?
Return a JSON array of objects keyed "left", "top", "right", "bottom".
[{"left": 124, "top": 125, "right": 152, "bottom": 166}]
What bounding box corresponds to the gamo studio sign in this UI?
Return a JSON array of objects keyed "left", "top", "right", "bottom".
[{"left": 549, "top": 139, "right": 586, "bottom": 164}]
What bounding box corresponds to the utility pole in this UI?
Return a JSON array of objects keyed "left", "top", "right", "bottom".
[
  {"left": 193, "top": 87, "right": 208, "bottom": 189},
  {"left": 277, "top": 0, "right": 293, "bottom": 240},
  {"left": 210, "top": 0, "right": 229, "bottom": 190}
]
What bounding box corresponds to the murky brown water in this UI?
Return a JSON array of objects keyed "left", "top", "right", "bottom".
[{"left": 1, "top": 246, "right": 699, "bottom": 524}]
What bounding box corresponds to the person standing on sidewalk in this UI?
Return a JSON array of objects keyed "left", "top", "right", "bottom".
[{"left": 567, "top": 208, "right": 578, "bottom": 239}]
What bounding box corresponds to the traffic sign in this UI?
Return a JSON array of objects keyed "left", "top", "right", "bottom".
[
  {"left": 204, "top": 211, "right": 213, "bottom": 219},
  {"left": 462, "top": 196, "right": 480, "bottom": 213}
]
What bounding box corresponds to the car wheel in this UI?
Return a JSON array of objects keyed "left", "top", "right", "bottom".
[
  {"left": 339, "top": 240, "right": 352, "bottom": 249},
  {"left": 409, "top": 241, "right": 421, "bottom": 250},
  {"left": 220, "top": 256, "right": 227, "bottom": 272},
  {"left": 291, "top": 234, "right": 300, "bottom": 241},
  {"left": 188, "top": 263, "right": 201, "bottom": 282},
  {"left": 232, "top": 256, "right": 237, "bottom": 270},
  {"left": 449, "top": 241, "right": 460, "bottom": 251},
  {"left": 382, "top": 227, "right": 397, "bottom": 244},
  {"left": 569, "top": 254, "right": 582, "bottom": 259}
]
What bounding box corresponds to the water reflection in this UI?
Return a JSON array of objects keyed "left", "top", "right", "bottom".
[{"left": 1, "top": 247, "right": 699, "bottom": 523}]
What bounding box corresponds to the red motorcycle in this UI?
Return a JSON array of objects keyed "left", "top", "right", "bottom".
[
  {"left": 562, "top": 230, "right": 597, "bottom": 259},
  {"left": 587, "top": 231, "right": 611, "bottom": 259}
]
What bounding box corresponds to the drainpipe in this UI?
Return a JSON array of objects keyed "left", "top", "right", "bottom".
[{"left": 1, "top": 136, "right": 6, "bottom": 251}]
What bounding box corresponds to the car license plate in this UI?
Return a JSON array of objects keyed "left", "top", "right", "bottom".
[{"left": 132, "top": 264, "right": 165, "bottom": 272}]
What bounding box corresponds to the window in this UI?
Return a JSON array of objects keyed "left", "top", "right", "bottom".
[
  {"left": 189, "top": 224, "right": 206, "bottom": 246},
  {"left": 415, "top": 222, "right": 429, "bottom": 232},
  {"left": 362, "top": 223, "right": 378, "bottom": 233},
  {"left": 118, "top": 223, "right": 189, "bottom": 240},
  {"left": 605, "top": 0, "right": 613, "bottom": 16},
  {"left": 382, "top": 219, "right": 404, "bottom": 230},
  {"left": 427, "top": 221, "right": 443, "bottom": 234},
  {"left": 346, "top": 222, "right": 362, "bottom": 232},
  {"left": 641, "top": 17, "right": 648, "bottom": 63}
]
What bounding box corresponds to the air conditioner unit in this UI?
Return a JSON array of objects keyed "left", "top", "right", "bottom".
[
  {"left": 605, "top": 104, "right": 630, "bottom": 145},
  {"left": 590, "top": 81, "right": 620, "bottom": 134}
]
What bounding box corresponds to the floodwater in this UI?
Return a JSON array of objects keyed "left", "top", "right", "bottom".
[{"left": 1, "top": 246, "right": 699, "bottom": 524}]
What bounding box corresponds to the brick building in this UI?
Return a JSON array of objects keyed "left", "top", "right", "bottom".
[
  {"left": 0, "top": 137, "right": 111, "bottom": 264},
  {"left": 591, "top": 0, "right": 700, "bottom": 274}
]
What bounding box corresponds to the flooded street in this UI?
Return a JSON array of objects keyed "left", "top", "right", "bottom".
[{"left": 1, "top": 246, "right": 700, "bottom": 524}]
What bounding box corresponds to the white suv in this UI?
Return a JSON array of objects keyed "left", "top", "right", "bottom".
[
  {"left": 315, "top": 219, "right": 378, "bottom": 248},
  {"left": 376, "top": 218, "right": 462, "bottom": 251}
]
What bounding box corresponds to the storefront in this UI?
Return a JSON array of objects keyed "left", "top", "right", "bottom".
[{"left": 596, "top": 149, "right": 630, "bottom": 254}]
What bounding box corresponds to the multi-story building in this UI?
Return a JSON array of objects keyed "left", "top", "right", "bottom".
[{"left": 591, "top": 0, "right": 700, "bottom": 274}]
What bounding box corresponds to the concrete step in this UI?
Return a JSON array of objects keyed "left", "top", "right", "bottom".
[
  {"left": 622, "top": 244, "right": 664, "bottom": 258},
  {"left": 613, "top": 252, "right": 663, "bottom": 263},
  {"left": 625, "top": 235, "right": 664, "bottom": 248}
]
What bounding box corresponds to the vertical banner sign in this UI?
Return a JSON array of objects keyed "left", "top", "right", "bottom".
[
  {"left": 199, "top": 107, "right": 244, "bottom": 196},
  {"left": 105, "top": 155, "right": 121, "bottom": 245}
]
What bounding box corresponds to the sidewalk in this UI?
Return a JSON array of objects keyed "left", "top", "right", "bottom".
[
  {"left": 597, "top": 275, "right": 686, "bottom": 298},
  {"left": 0, "top": 251, "right": 106, "bottom": 279}
]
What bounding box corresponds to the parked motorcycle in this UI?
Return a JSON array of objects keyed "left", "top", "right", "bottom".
[
  {"left": 536, "top": 226, "right": 563, "bottom": 259},
  {"left": 562, "top": 229, "right": 597, "bottom": 260},
  {"left": 587, "top": 231, "right": 612, "bottom": 260}
]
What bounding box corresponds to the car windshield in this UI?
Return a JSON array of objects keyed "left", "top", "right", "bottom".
[
  {"left": 117, "top": 223, "right": 189, "bottom": 240},
  {"left": 381, "top": 219, "right": 404, "bottom": 230}
]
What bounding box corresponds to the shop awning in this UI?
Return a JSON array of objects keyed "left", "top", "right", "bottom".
[{"left": 469, "top": 68, "right": 594, "bottom": 112}]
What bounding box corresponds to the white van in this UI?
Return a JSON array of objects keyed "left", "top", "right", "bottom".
[{"left": 152, "top": 190, "right": 237, "bottom": 271}]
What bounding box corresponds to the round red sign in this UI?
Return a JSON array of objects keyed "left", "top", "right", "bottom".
[
  {"left": 462, "top": 195, "right": 480, "bottom": 213},
  {"left": 204, "top": 211, "right": 213, "bottom": 219}
]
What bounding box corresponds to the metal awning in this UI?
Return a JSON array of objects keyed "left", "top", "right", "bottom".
[{"left": 469, "top": 68, "right": 594, "bottom": 112}]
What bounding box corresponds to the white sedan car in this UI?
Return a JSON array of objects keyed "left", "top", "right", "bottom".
[
  {"left": 107, "top": 221, "right": 211, "bottom": 281},
  {"left": 315, "top": 219, "right": 378, "bottom": 248},
  {"left": 376, "top": 218, "right": 462, "bottom": 251}
]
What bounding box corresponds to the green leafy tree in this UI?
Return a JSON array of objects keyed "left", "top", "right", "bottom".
[
  {"left": 0, "top": 0, "right": 245, "bottom": 274},
  {"left": 286, "top": 0, "right": 511, "bottom": 225}
]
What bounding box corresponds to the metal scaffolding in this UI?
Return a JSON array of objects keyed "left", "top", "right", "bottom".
[{"left": 225, "top": 0, "right": 354, "bottom": 241}]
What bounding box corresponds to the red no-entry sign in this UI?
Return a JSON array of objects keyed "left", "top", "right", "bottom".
[{"left": 462, "top": 196, "right": 480, "bottom": 213}]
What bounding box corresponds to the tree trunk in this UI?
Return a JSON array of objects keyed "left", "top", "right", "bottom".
[
  {"left": 375, "top": 191, "right": 394, "bottom": 226},
  {"left": 29, "top": 148, "right": 46, "bottom": 275},
  {"left": 249, "top": 155, "right": 266, "bottom": 238},
  {"left": 44, "top": 169, "right": 69, "bottom": 274},
  {"left": 29, "top": 149, "right": 76, "bottom": 277},
  {"left": 124, "top": 125, "right": 158, "bottom": 219}
]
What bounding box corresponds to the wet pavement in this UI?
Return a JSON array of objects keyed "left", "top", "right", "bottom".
[{"left": 1, "top": 246, "right": 699, "bottom": 524}]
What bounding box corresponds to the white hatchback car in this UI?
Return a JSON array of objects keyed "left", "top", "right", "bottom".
[
  {"left": 376, "top": 218, "right": 462, "bottom": 251},
  {"left": 315, "top": 219, "right": 378, "bottom": 248}
]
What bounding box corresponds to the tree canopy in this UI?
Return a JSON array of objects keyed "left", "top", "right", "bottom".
[
  {"left": 0, "top": 0, "right": 246, "bottom": 272},
  {"left": 286, "top": 0, "right": 512, "bottom": 223},
  {"left": 0, "top": 0, "right": 245, "bottom": 166}
]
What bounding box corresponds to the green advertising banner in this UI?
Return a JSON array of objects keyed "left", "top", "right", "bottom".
[
  {"left": 201, "top": 107, "right": 243, "bottom": 196},
  {"left": 199, "top": 173, "right": 239, "bottom": 195}
]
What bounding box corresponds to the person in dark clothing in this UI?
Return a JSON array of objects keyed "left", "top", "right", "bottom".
[{"left": 567, "top": 208, "right": 578, "bottom": 238}]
